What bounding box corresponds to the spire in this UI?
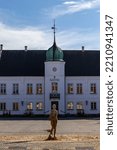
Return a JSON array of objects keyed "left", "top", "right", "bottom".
[
  {"left": 51, "top": 19, "right": 57, "bottom": 60},
  {"left": 51, "top": 19, "right": 56, "bottom": 44}
]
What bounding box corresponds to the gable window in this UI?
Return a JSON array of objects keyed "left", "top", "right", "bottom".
[
  {"left": 36, "top": 102, "right": 43, "bottom": 110},
  {"left": 67, "top": 102, "right": 74, "bottom": 110},
  {"left": 13, "top": 84, "right": 19, "bottom": 95},
  {"left": 36, "top": 84, "right": 43, "bottom": 94},
  {"left": 0, "top": 84, "right": 6, "bottom": 95},
  {"left": 90, "top": 83, "right": 96, "bottom": 94},
  {"left": 0, "top": 103, "right": 6, "bottom": 111},
  {"left": 67, "top": 83, "right": 73, "bottom": 94},
  {"left": 27, "top": 84, "right": 33, "bottom": 94},
  {"left": 77, "top": 84, "right": 83, "bottom": 94},
  {"left": 52, "top": 82, "right": 58, "bottom": 93},
  {"left": 13, "top": 102, "right": 19, "bottom": 111},
  {"left": 91, "top": 102, "right": 97, "bottom": 110}
]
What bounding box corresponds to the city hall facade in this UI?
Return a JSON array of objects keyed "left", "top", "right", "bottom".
[{"left": 0, "top": 38, "right": 100, "bottom": 115}]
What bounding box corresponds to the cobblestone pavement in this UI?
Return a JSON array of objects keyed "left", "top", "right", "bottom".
[
  {"left": 0, "top": 141, "right": 98, "bottom": 150},
  {"left": 0, "top": 119, "right": 100, "bottom": 150}
]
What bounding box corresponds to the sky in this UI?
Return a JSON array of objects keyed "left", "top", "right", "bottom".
[{"left": 0, "top": 0, "right": 100, "bottom": 50}]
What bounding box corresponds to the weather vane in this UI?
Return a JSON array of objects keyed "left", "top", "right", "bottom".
[{"left": 51, "top": 19, "right": 56, "bottom": 43}]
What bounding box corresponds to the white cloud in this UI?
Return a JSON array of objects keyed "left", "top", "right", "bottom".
[
  {"left": 0, "top": 22, "right": 52, "bottom": 50},
  {"left": 50, "top": 0, "right": 100, "bottom": 18},
  {"left": 63, "top": 1, "right": 77, "bottom": 5},
  {"left": 0, "top": 22, "right": 99, "bottom": 50},
  {"left": 57, "top": 29, "right": 100, "bottom": 50}
]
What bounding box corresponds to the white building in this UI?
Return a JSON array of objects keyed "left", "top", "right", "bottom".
[{"left": 0, "top": 32, "right": 100, "bottom": 116}]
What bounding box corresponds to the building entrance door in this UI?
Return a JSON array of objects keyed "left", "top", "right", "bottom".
[{"left": 51, "top": 101, "right": 59, "bottom": 110}]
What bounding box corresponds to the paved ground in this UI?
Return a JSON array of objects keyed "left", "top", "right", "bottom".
[{"left": 0, "top": 119, "right": 100, "bottom": 150}]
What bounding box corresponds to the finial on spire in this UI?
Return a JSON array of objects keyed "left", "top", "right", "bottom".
[{"left": 51, "top": 19, "right": 56, "bottom": 44}]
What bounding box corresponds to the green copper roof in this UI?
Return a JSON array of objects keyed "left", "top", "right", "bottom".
[
  {"left": 46, "top": 42, "right": 64, "bottom": 61},
  {"left": 46, "top": 21, "right": 64, "bottom": 61}
]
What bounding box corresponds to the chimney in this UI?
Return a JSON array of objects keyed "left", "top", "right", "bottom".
[
  {"left": 0, "top": 44, "right": 3, "bottom": 59},
  {"left": 0, "top": 44, "right": 3, "bottom": 51},
  {"left": 82, "top": 46, "right": 85, "bottom": 52},
  {"left": 24, "top": 46, "right": 28, "bottom": 51}
]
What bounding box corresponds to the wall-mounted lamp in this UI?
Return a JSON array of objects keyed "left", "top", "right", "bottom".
[
  {"left": 21, "top": 101, "right": 24, "bottom": 106},
  {"left": 86, "top": 100, "right": 88, "bottom": 105}
]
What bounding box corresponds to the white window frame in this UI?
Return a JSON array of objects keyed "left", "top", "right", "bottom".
[
  {"left": 67, "top": 102, "right": 74, "bottom": 110},
  {"left": 76, "top": 102, "right": 83, "bottom": 110},
  {"left": 13, "top": 83, "right": 19, "bottom": 95},
  {"left": 0, "top": 84, "right": 6, "bottom": 95},
  {"left": 36, "top": 102, "right": 43, "bottom": 110},
  {"left": 36, "top": 84, "right": 43, "bottom": 94},
  {"left": 0, "top": 103, "right": 6, "bottom": 111},
  {"left": 27, "top": 102, "right": 33, "bottom": 110},
  {"left": 77, "top": 83, "right": 83, "bottom": 94},
  {"left": 91, "top": 102, "right": 97, "bottom": 110},
  {"left": 67, "top": 83, "right": 74, "bottom": 94},
  {"left": 90, "top": 83, "right": 96, "bottom": 94},
  {"left": 52, "top": 82, "right": 58, "bottom": 93},
  {"left": 27, "top": 83, "right": 33, "bottom": 94},
  {"left": 13, "top": 102, "right": 19, "bottom": 111}
]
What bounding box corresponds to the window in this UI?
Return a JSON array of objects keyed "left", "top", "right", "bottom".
[
  {"left": 13, "top": 84, "right": 19, "bottom": 95},
  {"left": 77, "top": 102, "right": 84, "bottom": 114},
  {"left": 27, "top": 84, "right": 33, "bottom": 94},
  {"left": 67, "top": 83, "right": 73, "bottom": 94},
  {"left": 0, "top": 103, "right": 6, "bottom": 111},
  {"left": 13, "top": 102, "right": 19, "bottom": 111},
  {"left": 36, "top": 102, "right": 43, "bottom": 110},
  {"left": 76, "top": 102, "right": 83, "bottom": 110},
  {"left": 0, "top": 84, "right": 6, "bottom": 95},
  {"left": 36, "top": 84, "right": 43, "bottom": 94},
  {"left": 91, "top": 102, "right": 97, "bottom": 110},
  {"left": 77, "top": 84, "right": 83, "bottom": 94},
  {"left": 67, "top": 102, "right": 74, "bottom": 110},
  {"left": 90, "top": 83, "right": 96, "bottom": 94},
  {"left": 27, "top": 102, "right": 33, "bottom": 110},
  {"left": 52, "top": 82, "right": 58, "bottom": 93}
]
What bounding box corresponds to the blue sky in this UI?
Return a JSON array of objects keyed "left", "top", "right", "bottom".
[{"left": 0, "top": 0, "right": 100, "bottom": 50}]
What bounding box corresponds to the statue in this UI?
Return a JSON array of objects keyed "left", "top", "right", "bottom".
[{"left": 49, "top": 104, "right": 58, "bottom": 139}]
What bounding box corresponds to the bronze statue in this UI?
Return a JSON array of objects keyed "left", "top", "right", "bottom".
[{"left": 49, "top": 104, "right": 58, "bottom": 139}]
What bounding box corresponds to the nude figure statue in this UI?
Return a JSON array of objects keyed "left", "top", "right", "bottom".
[{"left": 49, "top": 104, "right": 58, "bottom": 139}]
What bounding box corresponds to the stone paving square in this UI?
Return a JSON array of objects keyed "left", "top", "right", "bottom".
[{"left": 0, "top": 119, "right": 100, "bottom": 150}]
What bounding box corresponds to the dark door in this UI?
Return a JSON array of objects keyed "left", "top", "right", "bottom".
[{"left": 51, "top": 101, "right": 58, "bottom": 110}]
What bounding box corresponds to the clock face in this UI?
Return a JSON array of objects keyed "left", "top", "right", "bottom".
[{"left": 52, "top": 67, "right": 57, "bottom": 72}]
